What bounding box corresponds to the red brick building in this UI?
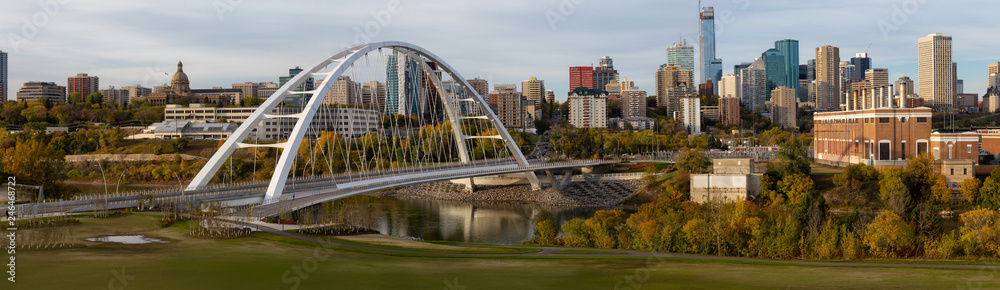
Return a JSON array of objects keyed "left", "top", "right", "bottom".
[
  {"left": 814, "top": 107, "right": 933, "bottom": 166},
  {"left": 569, "top": 66, "right": 593, "bottom": 91}
]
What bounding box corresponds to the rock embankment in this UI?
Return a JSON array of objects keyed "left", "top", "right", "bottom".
[{"left": 384, "top": 179, "right": 645, "bottom": 206}]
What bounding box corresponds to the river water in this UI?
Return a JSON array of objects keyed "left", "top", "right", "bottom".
[
  {"left": 326, "top": 196, "right": 614, "bottom": 245},
  {"left": 68, "top": 183, "right": 619, "bottom": 245}
]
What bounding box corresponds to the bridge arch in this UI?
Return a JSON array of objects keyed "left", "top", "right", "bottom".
[{"left": 186, "top": 41, "right": 540, "bottom": 200}]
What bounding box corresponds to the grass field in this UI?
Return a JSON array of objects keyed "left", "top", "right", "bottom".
[{"left": 14, "top": 214, "right": 1000, "bottom": 289}]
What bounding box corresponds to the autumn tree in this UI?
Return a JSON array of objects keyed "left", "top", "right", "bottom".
[
  {"left": 527, "top": 211, "right": 558, "bottom": 245},
  {"left": 585, "top": 209, "right": 626, "bottom": 249},
  {"left": 958, "top": 209, "right": 1000, "bottom": 257},
  {"left": 961, "top": 178, "right": 982, "bottom": 204},
  {"left": 863, "top": 211, "right": 916, "bottom": 258},
  {"left": 560, "top": 218, "right": 592, "bottom": 247}
]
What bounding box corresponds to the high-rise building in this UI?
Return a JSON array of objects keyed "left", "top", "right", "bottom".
[
  {"left": 866, "top": 68, "right": 889, "bottom": 88},
  {"left": 816, "top": 45, "right": 841, "bottom": 111},
  {"left": 806, "top": 59, "right": 816, "bottom": 82},
  {"left": 545, "top": 90, "right": 555, "bottom": 105},
  {"left": 667, "top": 40, "right": 695, "bottom": 71},
  {"left": 918, "top": 33, "right": 954, "bottom": 106},
  {"left": 466, "top": 78, "right": 489, "bottom": 97},
  {"left": 896, "top": 76, "right": 915, "bottom": 98},
  {"left": 99, "top": 86, "right": 130, "bottom": 108},
  {"left": 698, "top": 80, "right": 714, "bottom": 98},
  {"left": 655, "top": 64, "right": 694, "bottom": 114},
  {"left": 280, "top": 66, "right": 315, "bottom": 107},
  {"left": 681, "top": 96, "right": 701, "bottom": 134},
  {"left": 121, "top": 84, "right": 152, "bottom": 101},
  {"left": 762, "top": 48, "right": 786, "bottom": 101},
  {"left": 719, "top": 96, "right": 740, "bottom": 126},
  {"left": 384, "top": 52, "right": 423, "bottom": 115},
  {"left": 990, "top": 74, "right": 1000, "bottom": 90},
  {"left": 67, "top": 73, "right": 99, "bottom": 102},
  {"left": 734, "top": 62, "right": 752, "bottom": 78},
  {"left": 621, "top": 87, "right": 647, "bottom": 118},
  {"left": 775, "top": 39, "right": 800, "bottom": 99},
  {"left": 569, "top": 66, "right": 594, "bottom": 90},
  {"left": 16, "top": 81, "right": 66, "bottom": 103},
  {"left": 719, "top": 74, "right": 741, "bottom": 99},
  {"left": 494, "top": 89, "right": 524, "bottom": 129},
  {"left": 770, "top": 86, "right": 797, "bottom": 129},
  {"left": 699, "top": 6, "right": 722, "bottom": 86},
  {"left": 957, "top": 79, "right": 964, "bottom": 94},
  {"left": 839, "top": 61, "right": 856, "bottom": 94},
  {"left": 593, "top": 56, "right": 618, "bottom": 91},
  {"left": 361, "top": 81, "right": 386, "bottom": 112},
  {"left": 522, "top": 77, "right": 545, "bottom": 104},
  {"left": 318, "top": 76, "right": 361, "bottom": 105},
  {"left": 989, "top": 62, "right": 1000, "bottom": 76},
  {"left": 568, "top": 88, "right": 607, "bottom": 128},
  {"left": 740, "top": 57, "right": 767, "bottom": 112},
  {"left": 850, "top": 53, "right": 871, "bottom": 82},
  {"left": 0, "top": 50, "right": 7, "bottom": 102}
]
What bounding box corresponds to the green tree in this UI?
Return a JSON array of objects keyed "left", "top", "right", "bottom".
[
  {"left": 169, "top": 138, "right": 189, "bottom": 152},
  {"left": 0, "top": 138, "right": 66, "bottom": 191},
  {"left": 879, "top": 168, "right": 912, "bottom": 217},
  {"left": 978, "top": 166, "right": 1000, "bottom": 209},
  {"left": 778, "top": 173, "right": 815, "bottom": 206},
  {"left": 560, "top": 218, "right": 592, "bottom": 247},
  {"left": 20, "top": 105, "right": 48, "bottom": 122},
  {"left": 675, "top": 148, "right": 710, "bottom": 174}
]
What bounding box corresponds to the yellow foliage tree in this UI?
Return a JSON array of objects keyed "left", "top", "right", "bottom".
[{"left": 863, "top": 211, "right": 916, "bottom": 258}]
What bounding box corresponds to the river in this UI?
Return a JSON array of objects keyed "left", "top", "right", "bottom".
[
  {"left": 311, "top": 196, "right": 618, "bottom": 245},
  {"left": 68, "top": 183, "right": 620, "bottom": 245}
]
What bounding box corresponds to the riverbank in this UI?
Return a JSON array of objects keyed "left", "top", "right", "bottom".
[{"left": 381, "top": 179, "right": 644, "bottom": 206}]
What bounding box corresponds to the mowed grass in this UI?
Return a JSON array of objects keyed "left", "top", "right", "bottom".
[{"left": 15, "top": 214, "right": 1000, "bottom": 289}]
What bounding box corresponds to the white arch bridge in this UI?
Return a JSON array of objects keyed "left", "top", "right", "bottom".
[{"left": 44, "top": 41, "right": 619, "bottom": 217}]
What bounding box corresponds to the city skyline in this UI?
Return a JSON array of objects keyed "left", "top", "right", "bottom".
[{"left": 2, "top": 0, "right": 999, "bottom": 102}]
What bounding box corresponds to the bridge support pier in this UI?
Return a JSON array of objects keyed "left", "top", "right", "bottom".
[{"left": 544, "top": 169, "right": 574, "bottom": 191}]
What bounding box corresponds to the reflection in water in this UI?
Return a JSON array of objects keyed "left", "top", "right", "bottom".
[{"left": 310, "top": 195, "right": 623, "bottom": 245}]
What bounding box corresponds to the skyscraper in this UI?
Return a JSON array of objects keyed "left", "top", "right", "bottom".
[
  {"left": 667, "top": 40, "right": 695, "bottom": 71},
  {"left": 681, "top": 96, "right": 701, "bottom": 134},
  {"left": 466, "top": 78, "right": 489, "bottom": 97},
  {"left": 280, "top": 66, "right": 315, "bottom": 107},
  {"left": 384, "top": 52, "right": 423, "bottom": 116},
  {"left": 866, "top": 68, "right": 889, "bottom": 88},
  {"left": 918, "top": 33, "right": 954, "bottom": 106},
  {"left": 989, "top": 62, "right": 1000, "bottom": 76},
  {"left": 569, "top": 66, "right": 594, "bottom": 90},
  {"left": 67, "top": 73, "right": 99, "bottom": 102},
  {"left": 593, "top": 57, "right": 618, "bottom": 90},
  {"left": 621, "top": 87, "right": 647, "bottom": 118},
  {"left": 762, "top": 48, "right": 786, "bottom": 101},
  {"left": 775, "top": 39, "right": 800, "bottom": 99},
  {"left": 0, "top": 50, "right": 7, "bottom": 102},
  {"left": 815, "top": 45, "right": 841, "bottom": 111},
  {"left": 896, "top": 76, "right": 915, "bottom": 98},
  {"left": 770, "top": 86, "right": 797, "bottom": 129},
  {"left": 385, "top": 54, "right": 401, "bottom": 114},
  {"left": 850, "top": 53, "right": 871, "bottom": 82},
  {"left": 655, "top": 64, "right": 694, "bottom": 114},
  {"left": 522, "top": 77, "right": 545, "bottom": 104},
  {"left": 740, "top": 58, "right": 767, "bottom": 112},
  {"left": 699, "top": 6, "right": 722, "bottom": 87}
]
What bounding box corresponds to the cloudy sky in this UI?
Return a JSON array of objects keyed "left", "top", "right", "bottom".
[{"left": 2, "top": 0, "right": 998, "bottom": 101}]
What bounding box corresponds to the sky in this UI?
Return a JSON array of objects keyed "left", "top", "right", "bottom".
[{"left": 2, "top": 0, "right": 998, "bottom": 102}]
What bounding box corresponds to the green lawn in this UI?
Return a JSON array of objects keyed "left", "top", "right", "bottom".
[{"left": 14, "top": 215, "right": 1000, "bottom": 289}]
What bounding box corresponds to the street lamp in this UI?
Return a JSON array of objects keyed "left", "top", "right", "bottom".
[
  {"left": 94, "top": 161, "right": 109, "bottom": 214},
  {"left": 171, "top": 170, "right": 184, "bottom": 197}
]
